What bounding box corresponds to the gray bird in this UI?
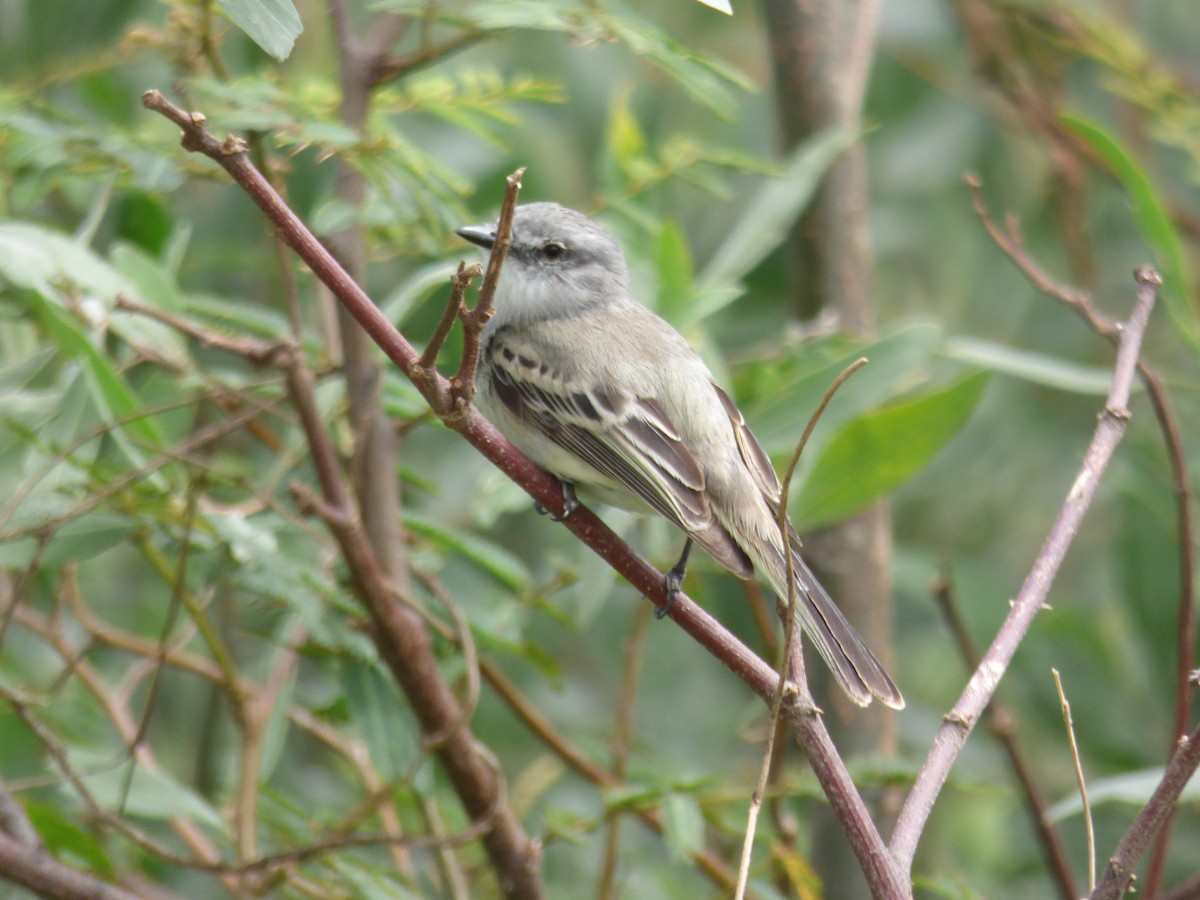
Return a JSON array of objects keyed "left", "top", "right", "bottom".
[{"left": 458, "top": 202, "right": 903, "bottom": 709}]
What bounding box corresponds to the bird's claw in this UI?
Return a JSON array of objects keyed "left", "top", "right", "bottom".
[
  {"left": 655, "top": 539, "right": 694, "bottom": 620},
  {"left": 657, "top": 569, "right": 683, "bottom": 620},
  {"left": 535, "top": 481, "right": 579, "bottom": 522}
]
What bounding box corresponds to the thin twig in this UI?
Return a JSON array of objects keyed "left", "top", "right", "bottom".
[
  {"left": 1052, "top": 669, "right": 1094, "bottom": 891},
  {"left": 420, "top": 795, "right": 472, "bottom": 900},
  {"left": 932, "top": 567, "right": 1079, "bottom": 899},
  {"left": 115, "top": 294, "right": 290, "bottom": 365},
  {"left": 735, "top": 357, "right": 872, "bottom": 899},
  {"left": 418, "top": 261, "right": 483, "bottom": 372},
  {"left": 370, "top": 30, "right": 489, "bottom": 86},
  {"left": 891, "top": 266, "right": 1161, "bottom": 874},
  {"left": 453, "top": 167, "right": 525, "bottom": 404},
  {"left": 598, "top": 602, "right": 652, "bottom": 900},
  {"left": 118, "top": 475, "right": 202, "bottom": 816}
]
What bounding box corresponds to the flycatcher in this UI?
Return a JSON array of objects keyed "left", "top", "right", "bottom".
[{"left": 458, "top": 202, "right": 903, "bottom": 710}]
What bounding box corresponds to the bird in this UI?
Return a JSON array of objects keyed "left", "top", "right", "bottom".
[{"left": 457, "top": 202, "right": 903, "bottom": 709}]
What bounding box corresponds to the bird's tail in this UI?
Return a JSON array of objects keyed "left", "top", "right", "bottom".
[{"left": 769, "top": 546, "right": 905, "bottom": 710}]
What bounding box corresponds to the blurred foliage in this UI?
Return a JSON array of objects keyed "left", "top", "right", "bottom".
[{"left": 1, "top": 0, "right": 1199, "bottom": 897}]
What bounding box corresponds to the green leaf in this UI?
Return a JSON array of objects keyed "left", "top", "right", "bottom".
[
  {"left": 184, "top": 292, "right": 292, "bottom": 341},
  {"left": 1047, "top": 766, "right": 1200, "bottom": 821},
  {"left": 65, "top": 750, "right": 229, "bottom": 836},
  {"left": 341, "top": 659, "right": 419, "bottom": 783},
  {"left": 608, "top": 89, "right": 648, "bottom": 167},
  {"left": 747, "top": 322, "right": 944, "bottom": 454},
  {"left": 1061, "top": 115, "right": 1198, "bottom": 351},
  {"left": 941, "top": 336, "right": 1119, "bottom": 395},
  {"left": 109, "top": 243, "right": 192, "bottom": 370},
  {"left": 257, "top": 650, "right": 296, "bottom": 783},
  {"left": 405, "top": 512, "right": 532, "bottom": 591},
  {"left": 452, "top": 0, "right": 750, "bottom": 117},
  {"left": 693, "top": 127, "right": 853, "bottom": 320},
  {"left": 0, "top": 222, "right": 189, "bottom": 368},
  {"left": 0, "top": 222, "right": 129, "bottom": 299},
  {"left": 655, "top": 219, "right": 695, "bottom": 322},
  {"left": 660, "top": 792, "right": 704, "bottom": 862},
  {"left": 792, "top": 371, "right": 989, "bottom": 529},
  {"left": 23, "top": 800, "right": 115, "bottom": 878},
  {"left": 41, "top": 514, "right": 137, "bottom": 566},
  {"left": 26, "top": 294, "right": 164, "bottom": 457},
  {"left": 218, "top": 0, "right": 303, "bottom": 61}
]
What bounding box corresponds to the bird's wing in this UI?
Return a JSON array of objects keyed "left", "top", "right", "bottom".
[
  {"left": 486, "top": 330, "right": 709, "bottom": 533},
  {"left": 710, "top": 382, "right": 781, "bottom": 503}
]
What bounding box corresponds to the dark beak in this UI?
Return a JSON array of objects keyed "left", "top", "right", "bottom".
[{"left": 456, "top": 224, "right": 496, "bottom": 250}]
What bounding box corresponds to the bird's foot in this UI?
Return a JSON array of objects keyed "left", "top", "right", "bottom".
[
  {"left": 656, "top": 539, "right": 693, "bottom": 620},
  {"left": 535, "top": 481, "right": 579, "bottom": 522}
]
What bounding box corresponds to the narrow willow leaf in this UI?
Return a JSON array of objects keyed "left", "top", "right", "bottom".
[
  {"left": 405, "top": 512, "right": 532, "bottom": 591},
  {"left": 41, "top": 514, "right": 137, "bottom": 566},
  {"left": 342, "top": 660, "right": 418, "bottom": 782},
  {"left": 29, "top": 293, "right": 165, "bottom": 456},
  {"left": 66, "top": 750, "right": 229, "bottom": 835},
  {"left": 660, "top": 792, "right": 705, "bottom": 862},
  {"left": 694, "top": 127, "right": 853, "bottom": 317},
  {"left": 1048, "top": 766, "right": 1200, "bottom": 821},
  {"left": 942, "top": 336, "right": 1118, "bottom": 395},
  {"left": 655, "top": 219, "right": 695, "bottom": 323},
  {"left": 1062, "top": 115, "right": 1198, "bottom": 351}
]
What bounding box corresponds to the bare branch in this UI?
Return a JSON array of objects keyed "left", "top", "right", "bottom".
[
  {"left": 967, "top": 174, "right": 1198, "bottom": 888},
  {"left": 1091, "top": 720, "right": 1200, "bottom": 900},
  {"left": 418, "top": 261, "right": 483, "bottom": 375},
  {"left": 453, "top": 167, "right": 525, "bottom": 405},
  {"left": 932, "top": 568, "right": 1079, "bottom": 899},
  {"left": 0, "top": 829, "right": 141, "bottom": 900},
  {"left": 736, "top": 357, "right": 878, "bottom": 899},
  {"left": 891, "top": 266, "right": 1161, "bottom": 872}
]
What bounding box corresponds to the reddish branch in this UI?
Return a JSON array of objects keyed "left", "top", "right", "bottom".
[
  {"left": 140, "top": 89, "right": 782, "bottom": 694},
  {"left": 140, "top": 88, "right": 909, "bottom": 893}
]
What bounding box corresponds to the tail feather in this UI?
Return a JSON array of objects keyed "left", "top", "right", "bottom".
[{"left": 773, "top": 548, "right": 905, "bottom": 710}]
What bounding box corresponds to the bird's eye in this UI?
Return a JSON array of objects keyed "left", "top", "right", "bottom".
[{"left": 540, "top": 241, "right": 567, "bottom": 260}]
